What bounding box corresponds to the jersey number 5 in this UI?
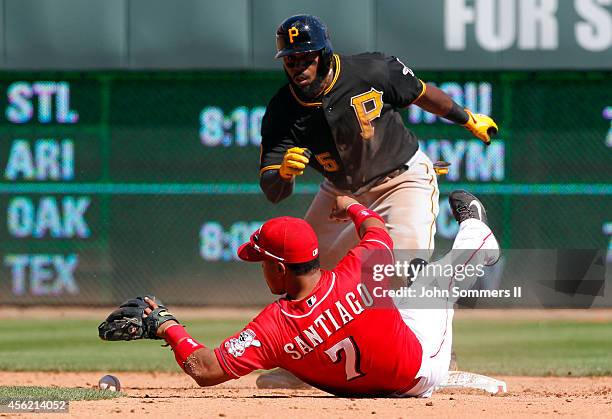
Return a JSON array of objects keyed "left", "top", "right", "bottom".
[
  {"left": 315, "top": 152, "right": 340, "bottom": 172},
  {"left": 350, "top": 88, "right": 383, "bottom": 141},
  {"left": 324, "top": 336, "right": 365, "bottom": 381}
]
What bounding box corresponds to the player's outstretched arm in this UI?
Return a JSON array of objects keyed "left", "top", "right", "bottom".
[
  {"left": 98, "top": 296, "right": 232, "bottom": 386},
  {"left": 413, "top": 83, "right": 498, "bottom": 145},
  {"left": 144, "top": 298, "right": 232, "bottom": 387},
  {"left": 331, "top": 196, "right": 387, "bottom": 237},
  {"left": 330, "top": 196, "right": 394, "bottom": 269}
]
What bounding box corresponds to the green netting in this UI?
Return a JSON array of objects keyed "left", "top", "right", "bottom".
[{"left": 0, "top": 71, "right": 610, "bottom": 305}]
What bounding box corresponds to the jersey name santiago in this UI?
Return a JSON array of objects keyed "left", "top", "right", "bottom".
[{"left": 214, "top": 227, "right": 423, "bottom": 396}]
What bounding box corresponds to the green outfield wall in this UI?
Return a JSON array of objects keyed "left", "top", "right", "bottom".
[{"left": 0, "top": 71, "right": 610, "bottom": 305}]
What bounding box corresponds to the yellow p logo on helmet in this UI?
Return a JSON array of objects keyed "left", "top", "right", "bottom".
[{"left": 288, "top": 27, "right": 299, "bottom": 43}]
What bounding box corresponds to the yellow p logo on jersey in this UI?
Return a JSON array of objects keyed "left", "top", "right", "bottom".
[
  {"left": 351, "top": 88, "right": 384, "bottom": 140},
  {"left": 288, "top": 27, "right": 299, "bottom": 43}
]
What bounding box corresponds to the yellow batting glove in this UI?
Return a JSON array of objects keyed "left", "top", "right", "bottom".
[
  {"left": 464, "top": 109, "right": 498, "bottom": 145},
  {"left": 279, "top": 147, "right": 310, "bottom": 180}
]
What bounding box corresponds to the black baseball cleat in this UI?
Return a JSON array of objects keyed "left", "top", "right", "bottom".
[
  {"left": 449, "top": 190, "right": 488, "bottom": 225},
  {"left": 449, "top": 190, "right": 500, "bottom": 266}
]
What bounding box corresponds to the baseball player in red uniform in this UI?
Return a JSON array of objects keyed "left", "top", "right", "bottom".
[{"left": 99, "top": 190, "right": 499, "bottom": 398}]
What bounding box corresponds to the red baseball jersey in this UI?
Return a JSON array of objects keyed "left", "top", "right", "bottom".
[{"left": 214, "top": 227, "right": 423, "bottom": 396}]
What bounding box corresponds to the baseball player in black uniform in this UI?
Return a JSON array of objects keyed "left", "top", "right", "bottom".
[{"left": 257, "top": 14, "right": 499, "bottom": 388}]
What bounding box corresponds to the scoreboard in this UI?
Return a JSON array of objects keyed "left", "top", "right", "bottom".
[{"left": 0, "top": 71, "right": 610, "bottom": 305}]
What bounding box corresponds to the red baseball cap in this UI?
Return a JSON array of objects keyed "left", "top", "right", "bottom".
[{"left": 237, "top": 216, "right": 319, "bottom": 264}]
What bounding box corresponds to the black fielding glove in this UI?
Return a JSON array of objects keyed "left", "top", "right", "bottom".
[{"left": 98, "top": 296, "right": 179, "bottom": 341}]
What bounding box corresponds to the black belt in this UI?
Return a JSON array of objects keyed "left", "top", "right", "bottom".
[{"left": 372, "top": 164, "right": 409, "bottom": 187}]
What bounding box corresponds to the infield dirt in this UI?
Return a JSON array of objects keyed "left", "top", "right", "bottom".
[
  {"left": 1, "top": 372, "right": 611, "bottom": 418},
  {"left": 2, "top": 308, "right": 610, "bottom": 418}
]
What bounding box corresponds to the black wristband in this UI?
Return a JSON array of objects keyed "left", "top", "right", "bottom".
[{"left": 444, "top": 102, "right": 470, "bottom": 125}]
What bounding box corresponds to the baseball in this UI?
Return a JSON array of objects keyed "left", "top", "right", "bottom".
[{"left": 98, "top": 374, "right": 121, "bottom": 392}]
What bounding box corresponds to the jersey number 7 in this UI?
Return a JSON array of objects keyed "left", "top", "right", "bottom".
[{"left": 323, "top": 336, "right": 365, "bottom": 381}]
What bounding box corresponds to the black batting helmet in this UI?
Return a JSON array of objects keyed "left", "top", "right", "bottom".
[{"left": 275, "top": 14, "right": 333, "bottom": 64}]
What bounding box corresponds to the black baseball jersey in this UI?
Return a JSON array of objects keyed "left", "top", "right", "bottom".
[{"left": 260, "top": 52, "right": 425, "bottom": 196}]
